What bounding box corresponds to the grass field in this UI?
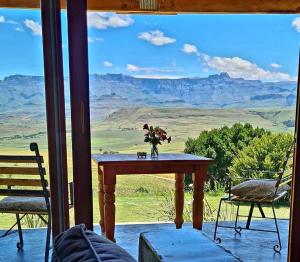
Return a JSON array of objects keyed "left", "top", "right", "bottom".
[{"left": 0, "top": 107, "right": 294, "bottom": 228}]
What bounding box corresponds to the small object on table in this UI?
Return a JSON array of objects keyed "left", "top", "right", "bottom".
[{"left": 137, "top": 152, "right": 147, "bottom": 158}]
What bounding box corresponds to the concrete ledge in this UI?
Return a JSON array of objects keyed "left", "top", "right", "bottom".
[{"left": 139, "top": 229, "right": 240, "bottom": 262}]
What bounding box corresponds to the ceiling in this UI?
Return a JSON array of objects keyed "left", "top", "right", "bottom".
[{"left": 0, "top": 0, "right": 299, "bottom": 13}]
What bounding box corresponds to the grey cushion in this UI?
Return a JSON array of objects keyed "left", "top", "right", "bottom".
[
  {"left": 52, "top": 224, "right": 136, "bottom": 262},
  {"left": 0, "top": 196, "right": 47, "bottom": 212},
  {"left": 231, "top": 179, "right": 290, "bottom": 199}
]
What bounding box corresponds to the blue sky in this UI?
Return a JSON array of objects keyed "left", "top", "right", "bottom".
[{"left": 0, "top": 9, "right": 300, "bottom": 81}]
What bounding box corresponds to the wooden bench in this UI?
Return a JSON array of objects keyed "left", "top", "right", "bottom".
[{"left": 0, "top": 143, "right": 73, "bottom": 262}]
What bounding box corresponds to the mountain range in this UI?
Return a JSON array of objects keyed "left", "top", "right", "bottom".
[{"left": 0, "top": 73, "right": 297, "bottom": 118}]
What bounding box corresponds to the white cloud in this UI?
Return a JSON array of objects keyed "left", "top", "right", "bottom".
[
  {"left": 170, "top": 59, "right": 177, "bottom": 66},
  {"left": 133, "top": 74, "right": 183, "bottom": 79},
  {"left": 182, "top": 44, "right": 199, "bottom": 55},
  {"left": 202, "top": 54, "right": 295, "bottom": 81},
  {"left": 270, "top": 63, "right": 281, "bottom": 69},
  {"left": 0, "top": 17, "right": 18, "bottom": 25},
  {"left": 126, "top": 63, "right": 182, "bottom": 75},
  {"left": 15, "top": 27, "right": 24, "bottom": 32},
  {"left": 127, "top": 64, "right": 140, "bottom": 72},
  {"left": 292, "top": 17, "right": 300, "bottom": 32},
  {"left": 7, "top": 20, "right": 18, "bottom": 25},
  {"left": 24, "top": 19, "right": 42, "bottom": 36},
  {"left": 88, "top": 37, "right": 104, "bottom": 43},
  {"left": 138, "top": 30, "right": 176, "bottom": 46},
  {"left": 87, "top": 12, "right": 134, "bottom": 30},
  {"left": 181, "top": 43, "right": 294, "bottom": 82},
  {"left": 103, "top": 61, "right": 113, "bottom": 67},
  {"left": 95, "top": 37, "right": 104, "bottom": 42}
]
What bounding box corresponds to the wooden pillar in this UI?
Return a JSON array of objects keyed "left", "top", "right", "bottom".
[
  {"left": 288, "top": 52, "right": 300, "bottom": 262},
  {"left": 41, "top": 0, "right": 69, "bottom": 236},
  {"left": 67, "top": 0, "right": 93, "bottom": 229}
]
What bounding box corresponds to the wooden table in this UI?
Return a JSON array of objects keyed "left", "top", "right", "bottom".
[{"left": 92, "top": 153, "right": 213, "bottom": 241}]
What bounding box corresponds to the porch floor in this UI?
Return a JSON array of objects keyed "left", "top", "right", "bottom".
[{"left": 0, "top": 219, "right": 289, "bottom": 261}]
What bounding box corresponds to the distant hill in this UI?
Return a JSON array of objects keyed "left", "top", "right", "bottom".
[
  {"left": 0, "top": 73, "right": 297, "bottom": 152},
  {"left": 0, "top": 73, "right": 297, "bottom": 116}
]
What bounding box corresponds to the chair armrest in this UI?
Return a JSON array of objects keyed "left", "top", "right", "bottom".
[
  {"left": 240, "top": 169, "right": 282, "bottom": 175},
  {"left": 223, "top": 176, "right": 232, "bottom": 199},
  {"left": 234, "top": 177, "right": 277, "bottom": 181},
  {"left": 279, "top": 174, "right": 292, "bottom": 186}
]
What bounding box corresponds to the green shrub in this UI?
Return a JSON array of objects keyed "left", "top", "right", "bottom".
[
  {"left": 229, "top": 133, "right": 293, "bottom": 181},
  {"left": 158, "top": 190, "right": 236, "bottom": 222},
  {"left": 23, "top": 214, "right": 47, "bottom": 228},
  {"left": 184, "top": 123, "right": 269, "bottom": 189}
]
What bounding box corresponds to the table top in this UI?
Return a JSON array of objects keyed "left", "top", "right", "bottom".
[{"left": 92, "top": 153, "right": 213, "bottom": 165}]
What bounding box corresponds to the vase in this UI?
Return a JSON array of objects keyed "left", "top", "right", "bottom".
[{"left": 151, "top": 144, "right": 159, "bottom": 159}]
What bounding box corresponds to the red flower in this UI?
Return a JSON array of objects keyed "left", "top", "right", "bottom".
[{"left": 143, "top": 124, "right": 171, "bottom": 145}]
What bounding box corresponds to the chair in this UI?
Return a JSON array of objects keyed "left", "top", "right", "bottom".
[
  {"left": 0, "top": 143, "right": 73, "bottom": 262},
  {"left": 213, "top": 145, "right": 293, "bottom": 253}
]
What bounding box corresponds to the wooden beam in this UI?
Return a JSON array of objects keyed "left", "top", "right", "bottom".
[
  {"left": 87, "top": 0, "right": 300, "bottom": 13},
  {"left": 67, "top": 0, "right": 93, "bottom": 230},
  {"left": 1, "top": 0, "right": 300, "bottom": 13},
  {"left": 41, "top": 0, "right": 70, "bottom": 237}
]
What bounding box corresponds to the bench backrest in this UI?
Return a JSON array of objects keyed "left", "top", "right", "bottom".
[{"left": 0, "top": 143, "right": 49, "bottom": 200}]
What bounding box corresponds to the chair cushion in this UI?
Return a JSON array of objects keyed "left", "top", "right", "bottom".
[
  {"left": 231, "top": 179, "right": 290, "bottom": 199},
  {"left": 0, "top": 196, "right": 47, "bottom": 213},
  {"left": 52, "top": 224, "right": 136, "bottom": 262}
]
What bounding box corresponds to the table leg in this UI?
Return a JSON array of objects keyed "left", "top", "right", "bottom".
[
  {"left": 104, "top": 169, "right": 116, "bottom": 242},
  {"left": 192, "top": 166, "right": 207, "bottom": 230},
  {"left": 98, "top": 166, "right": 105, "bottom": 234},
  {"left": 175, "top": 173, "right": 185, "bottom": 229}
]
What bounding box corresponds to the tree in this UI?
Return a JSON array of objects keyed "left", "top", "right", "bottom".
[
  {"left": 184, "top": 123, "right": 270, "bottom": 189},
  {"left": 229, "top": 133, "right": 293, "bottom": 180}
]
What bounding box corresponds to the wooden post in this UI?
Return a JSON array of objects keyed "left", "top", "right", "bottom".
[
  {"left": 103, "top": 166, "right": 116, "bottom": 242},
  {"left": 67, "top": 0, "right": 93, "bottom": 229},
  {"left": 41, "top": 0, "right": 69, "bottom": 237},
  {"left": 175, "top": 173, "right": 185, "bottom": 229},
  {"left": 288, "top": 52, "right": 300, "bottom": 262},
  {"left": 192, "top": 166, "right": 207, "bottom": 230},
  {"left": 98, "top": 166, "right": 105, "bottom": 233}
]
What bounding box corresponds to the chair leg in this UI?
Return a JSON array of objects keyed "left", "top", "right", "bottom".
[
  {"left": 272, "top": 204, "right": 282, "bottom": 253},
  {"left": 44, "top": 215, "right": 51, "bottom": 262},
  {"left": 234, "top": 201, "right": 242, "bottom": 233},
  {"left": 16, "top": 214, "right": 24, "bottom": 250},
  {"left": 245, "top": 202, "right": 255, "bottom": 229},
  {"left": 257, "top": 203, "right": 266, "bottom": 218},
  {"left": 214, "top": 199, "right": 223, "bottom": 242}
]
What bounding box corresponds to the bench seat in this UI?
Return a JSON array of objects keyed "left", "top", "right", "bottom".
[{"left": 0, "top": 196, "right": 47, "bottom": 213}]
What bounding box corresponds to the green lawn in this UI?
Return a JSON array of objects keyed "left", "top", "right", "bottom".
[
  {"left": 0, "top": 174, "right": 290, "bottom": 229},
  {"left": 0, "top": 107, "right": 293, "bottom": 229}
]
